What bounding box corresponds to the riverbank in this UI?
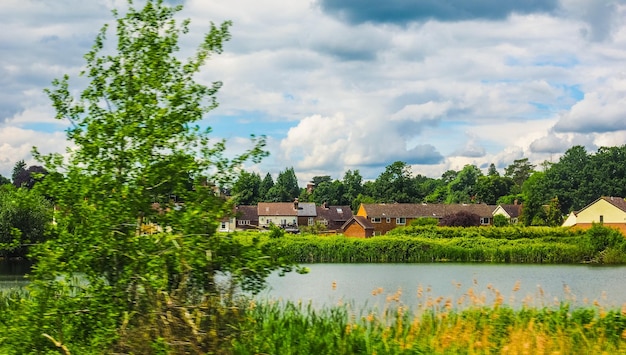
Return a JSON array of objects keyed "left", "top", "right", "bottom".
[{"left": 244, "top": 224, "right": 626, "bottom": 264}]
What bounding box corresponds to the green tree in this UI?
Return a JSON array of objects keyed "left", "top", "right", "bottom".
[
  {"left": 10, "top": 2, "right": 299, "bottom": 353},
  {"left": 475, "top": 175, "right": 514, "bottom": 205},
  {"left": 342, "top": 169, "right": 363, "bottom": 210},
  {"left": 267, "top": 167, "right": 299, "bottom": 202},
  {"left": 259, "top": 172, "right": 274, "bottom": 201},
  {"left": 446, "top": 164, "right": 482, "bottom": 204},
  {"left": 0, "top": 185, "right": 52, "bottom": 257},
  {"left": 0, "top": 174, "right": 10, "bottom": 186},
  {"left": 504, "top": 158, "right": 535, "bottom": 193},
  {"left": 311, "top": 179, "right": 344, "bottom": 206},
  {"left": 231, "top": 170, "right": 262, "bottom": 205},
  {"left": 487, "top": 163, "right": 499, "bottom": 177},
  {"left": 11, "top": 160, "right": 26, "bottom": 183},
  {"left": 371, "top": 161, "right": 416, "bottom": 203}
]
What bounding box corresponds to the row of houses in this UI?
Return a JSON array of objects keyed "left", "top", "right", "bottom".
[
  {"left": 218, "top": 196, "right": 626, "bottom": 236},
  {"left": 218, "top": 199, "right": 354, "bottom": 233},
  {"left": 218, "top": 199, "right": 524, "bottom": 236}
]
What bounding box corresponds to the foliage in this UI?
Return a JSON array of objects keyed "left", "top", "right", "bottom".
[
  {"left": 439, "top": 210, "right": 481, "bottom": 227},
  {"left": 2, "top": 1, "right": 299, "bottom": 353},
  {"left": 11, "top": 160, "right": 26, "bottom": 183},
  {"left": 266, "top": 167, "right": 299, "bottom": 202},
  {"left": 409, "top": 217, "right": 439, "bottom": 227},
  {"left": 231, "top": 170, "right": 262, "bottom": 205},
  {"left": 493, "top": 214, "right": 509, "bottom": 227},
  {"left": 12, "top": 165, "right": 48, "bottom": 189},
  {"left": 0, "top": 175, "right": 10, "bottom": 186},
  {"left": 446, "top": 164, "right": 482, "bottom": 204},
  {"left": 233, "top": 299, "right": 626, "bottom": 354},
  {"left": 504, "top": 157, "right": 535, "bottom": 192},
  {"left": 0, "top": 185, "right": 53, "bottom": 257}
]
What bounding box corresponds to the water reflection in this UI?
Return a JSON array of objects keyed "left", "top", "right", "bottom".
[{"left": 260, "top": 263, "right": 626, "bottom": 310}]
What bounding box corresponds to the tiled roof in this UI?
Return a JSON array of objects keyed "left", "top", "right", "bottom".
[
  {"left": 500, "top": 204, "right": 522, "bottom": 218},
  {"left": 342, "top": 215, "right": 374, "bottom": 230},
  {"left": 316, "top": 205, "right": 353, "bottom": 222},
  {"left": 361, "top": 203, "right": 495, "bottom": 218},
  {"left": 235, "top": 205, "right": 258, "bottom": 221},
  {"left": 602, "top": 196, "right": 626, "bottom": 212},
  {"left": 258, "top": 202, "right": 298, "bottom": 216},
  {"left": 297, "top": 202, "right": 317, "bottom": 217}
]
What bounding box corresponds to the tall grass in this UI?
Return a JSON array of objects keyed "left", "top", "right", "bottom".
[
  {"left": 233, "top": 283, "right": 626, "bottom": 354},
  {"left": 250, "top": 224, "right": 626, "bottom": 264}
]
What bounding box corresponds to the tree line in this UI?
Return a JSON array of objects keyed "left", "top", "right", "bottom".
[{"left": 230, "top": 144, "right": 626, "bottom": 226}]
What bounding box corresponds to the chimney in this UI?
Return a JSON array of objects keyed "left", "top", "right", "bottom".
[{"left": 293, "top": 198, "right": 299, "bottom": 210}]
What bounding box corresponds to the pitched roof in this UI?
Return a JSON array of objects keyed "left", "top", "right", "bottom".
[
  {"left": 316, "top": 205, "right": 353, "bottom": 222},
  {"left": 297, "top": 202, "right": 317, "bottom": 217},
  {"left": 258, "top": 202, "right": 298, "bottom": 216},
  {"left": 235, "top": 205, "right": 258, "bottom": 221},
  {"left": 601, "top": 196, "right": 626, "bottom": 212},
  {"left": 499, "top": 204, "right": 522, "bottom": 218},
  {"left": 342, "top": 215, "right": 374, "bottom": 230},
  {"left": 360, "top": 203, "right": 495, "bottom": 218}
]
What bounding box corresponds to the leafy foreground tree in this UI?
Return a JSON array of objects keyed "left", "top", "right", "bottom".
[{"left": 1, "top": 1, "right": 300, "bottom": 354}]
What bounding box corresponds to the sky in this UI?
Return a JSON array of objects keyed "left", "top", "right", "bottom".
[{"left": 2, "top": 0, "right": 626, "bottom": 186}]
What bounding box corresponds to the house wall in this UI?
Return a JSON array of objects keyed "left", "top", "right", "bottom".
[
  {"left": 343, "top": 222, "right": 372, "bottom": 238},
  {"left": 570, "top": 223, "right": 626, "bottom": 235},
  {"left": 577, "top": 199, "right": 626, "bottom": 224},
  {"left": 259, "top": 216, "right": 297, "bottom": 227},
  {"left": 218, "top": 218, "right": 236, "bottom": 233},
  {"left": 368, "top": 217, "right": 412, "bottom": 235},
  {"left": 492, "top": 206, "right": 511, "bottom": 219}
]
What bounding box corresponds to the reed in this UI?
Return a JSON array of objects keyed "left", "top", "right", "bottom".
[
  {"left": 233, "top": 283, "right": 626, "bottom": 354},
  {"left": 250, "top": 224, "right": 626, "bottom": 264}
]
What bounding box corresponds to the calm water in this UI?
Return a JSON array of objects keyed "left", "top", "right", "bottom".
[
  {"left": 4, "top": 261, "right": 626, "bottom": 310},
  {"left": 260, "top": 263, "right": 626, "bottom": 310},
  {"left": 0, "top": 260, "right": 31, "bottom": 292}
]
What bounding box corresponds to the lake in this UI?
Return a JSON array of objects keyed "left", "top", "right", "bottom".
[
  {"left": 4, "top": 261, "right": 626, "bottom": 311},
  {"left": 260, "top": 263, "right": 626, "bottom": 310}
]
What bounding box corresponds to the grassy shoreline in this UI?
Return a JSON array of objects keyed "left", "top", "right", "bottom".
[{"left": 234, "top": 224, "right": 626, "bottom": 264}]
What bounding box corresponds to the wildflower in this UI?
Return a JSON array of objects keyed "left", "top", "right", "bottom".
[
  {"left": 331, "top": 280, "right": 337, "bottom": 291},
  {"left": 512, "top": 280, "right": 521, "bottom": 292}
]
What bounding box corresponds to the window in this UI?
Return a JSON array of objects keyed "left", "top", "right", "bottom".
[
  {"left": 386, "top": 217, "right": 391, "bottom": 223},
  {"left": 600, "top": 215, "right": 604, "bottom": 223},
  {"left": 308, "top": 217, "right": 314, "bottom": 226},
  {"left": 480, "top": 217, "right": 490, "bottom": 225},
  {"left": 371, "top": 217, "right": 381, "bottom": 223},
  {"left": 221, "top": 222, "right": 227, "bottom": 229},
  {"left": 320, "top": 219, "right": 328, "bottom": 225},
  {"left": 396, "top": 217, "right": 406, "bottom": 225},
  {"left": 238, "top": 220, "right": 250, "bottom": 225}
]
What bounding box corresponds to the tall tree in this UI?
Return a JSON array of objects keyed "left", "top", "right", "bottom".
[
  {"left": 505, "top": 158, "right": 535, "bottom": 193},
  {"left": 371, "top": 161, "right": 416, "bottom": 203},
  {"left": 487, "top": 163, "right": 499, "bottom": 177},
  {"left": 15, "top": 2, "right": 297, "bottom": 352},
  {"left": 13, "top": 165, "right": 48, "bottom": 189},
  {"left": 0, "top": 175, "right": 9, "bottom": 186},
  {"left": 231, "top": 170, "right": 262, "bottom": 205},
  {"left": 11, "top": 160, "right": 26, "bottom": 183},
  {"left": 259, "top": 172, "right": 274, "bottom": 201},
  {"left": 267, "top": 167, "right": 300, "bottom": 202},
  {"left": 446, "top": 164, "right": 482, "bottom": 204},
  {"left": 342, "top": 169, "right": 363, "bottom": 210}
]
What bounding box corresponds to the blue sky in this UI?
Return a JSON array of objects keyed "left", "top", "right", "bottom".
[{"left": 1, "top": 0, "right": 626, "bottom": 185}]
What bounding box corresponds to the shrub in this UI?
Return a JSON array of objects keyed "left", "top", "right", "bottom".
[{"left": 439, "top": 211, "right": 481, "bottom": 227}]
